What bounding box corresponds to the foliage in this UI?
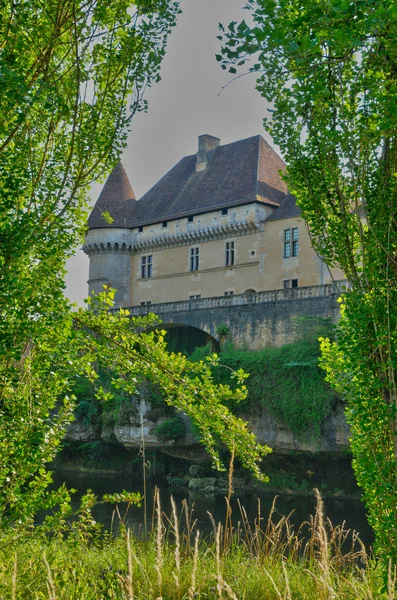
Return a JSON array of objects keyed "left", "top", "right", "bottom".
[
  {"left": 0, "top": 285, "right": 270, "bottom": 527},
  {"left": 212, "top": 338, "right": 338, "bottom": 441},
  {"left": 219, "top": 0, "right": 397, "bottom": 566},
  {"left": 216, "top": 323, "right": 230, "bottom": 337},
  {"left": 0, "top": 0, "right": 180, "bottom": 525},
  {"left": 74, "top": 398, "right": 102, "bottom": 429},
  {"left": 189, "top": 320, "right": 338, "bottom": 440},
  {"left": 74, "top": 291, "right": 270, "bottom": 479},
  {"left": 189, "top": 343, "right": 213, "bottom": 363},
  {"left": 0, "top": 0, "right": 269, "bottom": 530},
  {"left": 152, "top": 416, "right": 186, "bottom": 442}
]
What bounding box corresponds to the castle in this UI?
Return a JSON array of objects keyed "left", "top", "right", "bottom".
[{"left": 84, "top": 134, "right": 342, "bottom": 308}]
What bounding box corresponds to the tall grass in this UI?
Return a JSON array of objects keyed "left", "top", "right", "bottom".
[{"left": 0, "top": 491, "right": 392, "bottom": 599}]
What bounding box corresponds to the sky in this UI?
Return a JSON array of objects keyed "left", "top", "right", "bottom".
[{"left": 65, "top": 0, "right": 273, "bottom": 305}]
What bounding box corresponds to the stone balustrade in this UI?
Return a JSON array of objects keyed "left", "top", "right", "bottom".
[{"left": 126, "top": 281, "right": 349, "bottom": 317}]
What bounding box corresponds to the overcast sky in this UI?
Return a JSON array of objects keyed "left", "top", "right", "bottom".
[{"left": 65, "top": 0, "right": 273, "bottom": 305}]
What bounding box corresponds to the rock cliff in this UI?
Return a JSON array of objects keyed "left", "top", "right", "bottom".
[{"left": 65, "top": 398, "right": 349, "bottom": 457}]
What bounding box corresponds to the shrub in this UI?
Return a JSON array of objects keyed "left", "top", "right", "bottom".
[
  {"left": 153, "top": 416, "right": 186, "bottom": 442},
  {"left": 74, "top": 398, "right": 101, "bottom": 428},
  {"left": 216, "top": 323, "right": 230, "bottom": 337}
]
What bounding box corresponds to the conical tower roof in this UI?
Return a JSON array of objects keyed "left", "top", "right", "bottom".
[{"left": 87, "top": 162, "right": 137, "bottom": 229}]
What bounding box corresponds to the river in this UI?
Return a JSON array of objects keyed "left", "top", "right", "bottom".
[{"left": 52, "top": 470, "right": 374, "bottom": 550}]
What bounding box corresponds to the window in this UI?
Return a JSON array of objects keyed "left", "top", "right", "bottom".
[
  {"left": 292, "top": 227, "right": 299, "bottom": 256},
  {"left": 225, "top": 241, "right": 235, "bottom": 266},
  {"left": 284, "top": 227, "right": 299, "bottom": 258},
  {"left": 141, "top": 255, "right": 153, "bottom": 278},
  {"left": 188, "top": 215, "right": 194, "bottom": 223},
  {"left": 140, "top": 300, "right": 152, "bottom": 306},
  {"left": 138, "top": 226, "right": 143, "bottom": 233},
  {"left": 224, "top": 291, "right": 234, "bottom": 296},
  {"left": 221, "top": 207, "right": 228, "bottom": 215},
  {"left": 162, "top": 220, "right": 168, "bottom": 228},
  {"left": 190, "top": 247, "right": 199, "bottom": 271},
  {"left": 189, "top": 294, "right": 201, "bottom": 300},
  {"left": 283, "top": 279, "right": 298, "bottom": 289}
]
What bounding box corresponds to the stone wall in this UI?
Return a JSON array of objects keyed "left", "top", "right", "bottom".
[{"left": 126, "top": 282, "right": 344, "bottom": 349}]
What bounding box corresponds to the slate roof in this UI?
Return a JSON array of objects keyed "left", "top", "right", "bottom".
[
  {"left": 265, "top": 193, "right": 301, "bottom": 221},
  {"left": 87, "top": 162, "right": 136, "bottom": 229},
  {"left": 88, "top": 135, "right": 288, "bottom": 229}
]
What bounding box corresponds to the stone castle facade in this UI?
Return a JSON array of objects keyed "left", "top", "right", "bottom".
[{"left": 84, "top": 134, "right": 343, "bottom": 307}]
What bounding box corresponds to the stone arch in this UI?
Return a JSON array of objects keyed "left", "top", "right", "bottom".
[
  {"left": 148, "top": 322, "right": 219, "bottom": 355},
  {"left": 162, "top": 324, "right": 219, "bottom": 354},
  {"left": 244, "top": 288, "right": 257, "bottom": 294}
]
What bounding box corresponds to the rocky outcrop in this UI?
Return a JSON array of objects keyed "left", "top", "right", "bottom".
[
  {"left": 247, "top": 404, "right": 350, "bottom": 454},
  {"left": 66, "top": 399, "right": 350, "bottom": 457},
  {"left": 66, "top": 421, "right": 99, "bottom": 442}
]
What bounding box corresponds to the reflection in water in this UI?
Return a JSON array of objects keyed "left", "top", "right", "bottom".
[{"left": 51, "top": 471, "right": 374, "bottom": 550}]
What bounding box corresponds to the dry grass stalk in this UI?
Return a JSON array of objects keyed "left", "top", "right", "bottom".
[
  {"left": 126, "top": 534, "right": 153, "bottom": 594},
  {"left": 208, "top": 511, "right": 218, "bottom": 540},
  {"left": 140, "top": 408, "right": 148, "bottom": 539},
  {"left": 216, "top": 522, "right": 223, "bottom": 599},
  {"left": 171, "top": 495, "right": 181, "bottom": 594},
  {"left": 126, "top": 528, "right": 134, "bottom": 600},
  {"left": 282, "top": 560, "right": 292, "bottom": 600},
  {"left": 223, "top": 444, "right": 235, "bottom": 553},
  {"left": 305, "top": 490, "right": 337, "bottom": 600},
  {"left": 216, "top": 575, "right": 238, "bottom": 600},
  {"left": 154, "top": 487, "right": 163, "bottom": 599},
  {"left": 188, "top": 529, "right": 200, "bottom": 600},
  {"left": 355, "top": 568, "right": 374, "bottom": 600},
  {"left": 388, "top": 560, "right": 397, "bottom": 600},
  {"left": 237, "top": 499, "right": 250, "bottom": 551},
  {"left": 11, "top": 551, "right": 17, "bottom": 600},
  {"left": 252, "top": 496, "right": 262, "bottom": 555},
  {"left": 182, "top": 498, "right": 190, "bottom": 552},
  {"left": 43, "top": 552, "right": 56, "bottom": 600},
  {"left": 263, "top": 565, "right": 283, "bottom": 599}
]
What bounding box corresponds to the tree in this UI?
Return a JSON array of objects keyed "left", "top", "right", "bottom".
[
  {"left": 0, "top": 0, "right": 269, "bottom": 526},
  {"left": 219, "top": 0, "right": 397, "bottom": 566}
]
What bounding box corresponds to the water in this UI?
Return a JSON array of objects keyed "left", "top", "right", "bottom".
[{"left": 52, "top": 471, "right": 374, "bottom": 549}]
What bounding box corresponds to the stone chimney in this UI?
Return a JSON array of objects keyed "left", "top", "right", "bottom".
[{"left": 196, "top": 134, "right": 220, "bottom": 172}]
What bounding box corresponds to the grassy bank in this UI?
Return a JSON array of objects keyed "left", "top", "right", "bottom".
[{"left": 0, "top": 492, "right": 392, "bottom": 599}]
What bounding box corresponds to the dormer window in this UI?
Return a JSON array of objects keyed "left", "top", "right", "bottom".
[{"left": 221, "top": 207, "right": 228, "bottom": 216}]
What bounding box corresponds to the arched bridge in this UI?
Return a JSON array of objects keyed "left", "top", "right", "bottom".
[{"left": 125, "top": 282, "right": 346, "bottom": 350}]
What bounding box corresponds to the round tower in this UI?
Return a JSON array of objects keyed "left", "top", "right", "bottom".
[{"left": 83, "top": 162, "right": 136, "bottom": 307}]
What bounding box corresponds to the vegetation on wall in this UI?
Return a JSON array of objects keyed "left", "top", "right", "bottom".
[{"left": 191, "top": 318, "right": 340, "bottom": 441}]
